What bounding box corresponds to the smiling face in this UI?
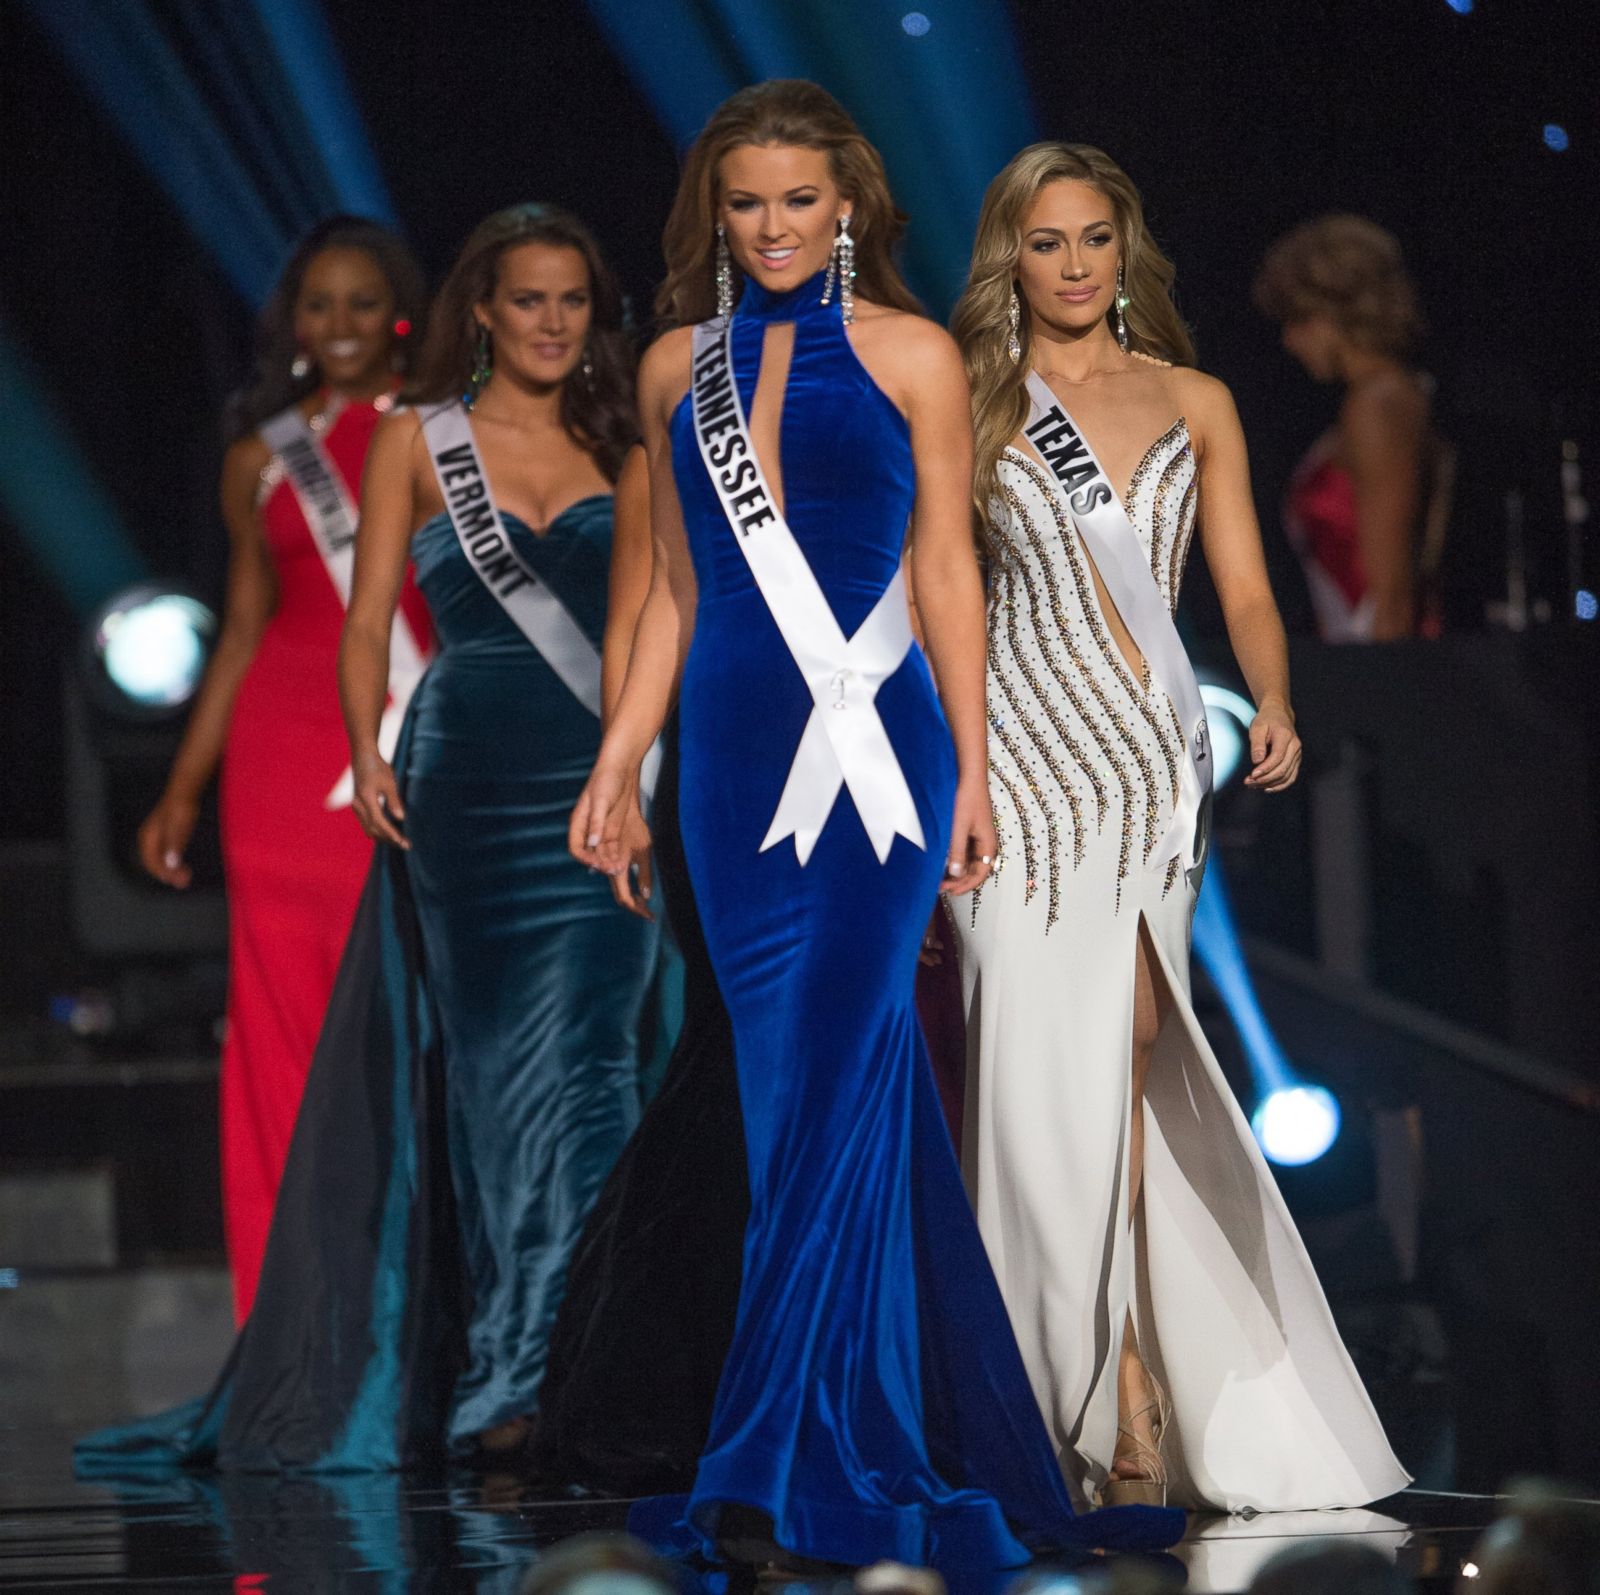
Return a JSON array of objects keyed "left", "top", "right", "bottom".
[
  {"left": 1015, "top": 178, "right": 1121, "bottom": 343},
  {"left": 717, "top": 143, "right": 850, "bottom": 295},
  {"left": 475, "top": 241, "right": 593, "bottom": 390},
  {"left": 292, "top": 246, "right": 397, "bottom": 389}
]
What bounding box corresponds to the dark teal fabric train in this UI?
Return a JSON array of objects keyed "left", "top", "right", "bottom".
[
  {"left": 634, "top": 271, "right": 1183, "bottom": 1569},
  {"left": 76, "top": 494, "right": 659, "bottom": 1475}
]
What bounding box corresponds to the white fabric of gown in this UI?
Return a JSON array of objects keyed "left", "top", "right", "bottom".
[{"left": 953, "top": 432, "right": 1409, "bottom": 1513}]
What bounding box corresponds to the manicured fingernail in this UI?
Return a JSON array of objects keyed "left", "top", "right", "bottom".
[
  {"left": 163, "top": 851, "right": 180, "bottom": 869},
  {"left": 586, "top": 833, "right": 601, "bottom": 848},
  {"left": 946, "top": 861, "right": 962, "bottom": 876}
]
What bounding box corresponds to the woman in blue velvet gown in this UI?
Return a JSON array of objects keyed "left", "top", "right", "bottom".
[
  {"left": 571, "top": 82, "right": 1183, "bottom": 1572},
  {"left": 76, "top": 205, "right": 657, "bottom": 1478}
]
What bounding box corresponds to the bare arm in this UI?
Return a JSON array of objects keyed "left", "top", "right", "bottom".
[
  {"left": 137, "top": 438, "right": 277, "bottom": 887},
  {"left": 571, "top": 330, "right": 698, "bottom": 875},
  {"left": 339, "top": 408, "right": 421, "bottom": 848},
  {"left": 1188, "top": 372, "right": 1302, "bottom": 793},
  {"left": 1344, "top": 376, "right": 1424, "bottom": 641},
  {"left": 884, "top": 318, "right": 995, "bottom": 894},
  {"left": 601, "top": 443, "right": 652, "bottom": 725}
]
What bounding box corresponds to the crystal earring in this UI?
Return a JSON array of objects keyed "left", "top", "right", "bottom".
[
  {"left": 715, "top": 224, "right": 733, "bottom": 320},
  {"left": 1006, "top": 286, "right": 1022, "bottom": 364},
  {"left": 467, "top": 323, "right": 492, "bottom": 403},
  {"left": 581, "top": 346, "right": 595, "bottom": 380},
  {"left": 290, "top": 340, "right": 313, "bottom": 381},
  {"left": 1115, "top": 263, "right": 1130, "bottom": 353},
  {"left": 820, "top": 213, "right": 856, "bottom": 324}
]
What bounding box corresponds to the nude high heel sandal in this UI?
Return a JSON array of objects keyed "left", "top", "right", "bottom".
[{"left": 1102, "top": 1378, "right": 1172, "bottom": 1507}]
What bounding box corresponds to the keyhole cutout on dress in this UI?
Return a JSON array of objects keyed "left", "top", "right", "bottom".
[
  {"left": 749, "top": 322, "right": 796, "bottom": 520},
  {"left": 1079, "top": 541, "right": 1147, "bottom": 685}
]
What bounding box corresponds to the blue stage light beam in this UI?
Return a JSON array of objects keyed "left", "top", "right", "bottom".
[
  {"left": 26, "top": 0, "right": 289, "bottom": 303},
  {"left": 0, "top": 321, "right": 147, "bottom": 617},
  {"left": 246, "top": 0, "right": 398, "bottom": 225}
]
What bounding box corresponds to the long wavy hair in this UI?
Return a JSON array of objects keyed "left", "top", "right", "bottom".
[
  {"left": 227, "top": 216, "right": 426, "bottom": 443},
  {"left": 407, "top": 204, "right": 638, "bottom": 482},
  {"left": 656, "top": 79, "right": 921, "bottom": 329},
  {"left": 952, "top": 143, "right": 1195, "bottom": 523}
]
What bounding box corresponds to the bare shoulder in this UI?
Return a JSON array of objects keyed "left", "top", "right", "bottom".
[
  {"left": 851, "top": 306, "right": 966, "bottom": 422},
  {"left": 1345, "top": 368, "right": 1428, "bottom": 432},
  {"left": 640, "top": 326, "right": 696, "bottom": 417},
  {"left": 225, "top": 428, "right": 272, "bottom": 476}
]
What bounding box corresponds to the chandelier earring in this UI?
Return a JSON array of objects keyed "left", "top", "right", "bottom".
[
  {"left": 820, "top": 212, "right": 856, "bottom": 324},
  {"left": 715, "top": 224, "right": 733, "bottom": 320},
  {"left": 1006, "top": 286, "right": 1023, "bottom": 365},
  {"left": 1115, "top": 262, "right": 1130, "bottom": 353},
  {"left": 467, "top": 322, "right": 493, "bottom": 405}
]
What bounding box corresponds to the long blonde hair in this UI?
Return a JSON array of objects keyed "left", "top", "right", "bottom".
[
  {"left": 655, "top": 79, "right": 922, "bottom": 329},
  {"left": 952, "top": 143, "right": 1195, "bottom": 523}
]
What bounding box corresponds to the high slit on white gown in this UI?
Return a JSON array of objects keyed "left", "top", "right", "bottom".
[{"left": 953, "top": 433, "right": 1409, "bottom": 1513}]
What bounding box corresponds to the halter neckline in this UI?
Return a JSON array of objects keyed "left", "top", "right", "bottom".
[{"left": 734, "top": 268, "right": 838, "bottom": 324}]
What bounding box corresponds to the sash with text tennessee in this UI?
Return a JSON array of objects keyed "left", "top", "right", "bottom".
[{"left": 690, "top": 316, "right": 923, "bottom": 865}]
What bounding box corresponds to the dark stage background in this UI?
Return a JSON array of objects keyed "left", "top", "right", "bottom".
[{"left": 2, "top": 0, "right": 1598, "bottom": 1503}]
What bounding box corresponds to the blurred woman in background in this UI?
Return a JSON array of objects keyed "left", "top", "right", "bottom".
[
  {"left": 135, "top": 217, "right": 432, "bottom": 1321},
  {"left": 1255, "top": 214, "right": 1450, "bottom": 641}
]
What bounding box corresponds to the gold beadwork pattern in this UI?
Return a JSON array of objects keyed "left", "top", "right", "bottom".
[{"left": 981, "top": 439, "right": 1199, "bottom": 916}]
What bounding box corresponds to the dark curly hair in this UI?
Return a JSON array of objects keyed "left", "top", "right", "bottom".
[
  {"left": 1254, "top": 214, "right": 1423, "bottom": 358},
  {"left": 226, "top": 216, "right": 426, "bottom": 442},
  {"left": 406, "top": 204, "right": 638, "bottom": 483}
]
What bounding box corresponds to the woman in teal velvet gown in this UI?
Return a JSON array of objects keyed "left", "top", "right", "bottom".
[{"left": 76, "top": 205, "right": 657, "bottom": 1478}]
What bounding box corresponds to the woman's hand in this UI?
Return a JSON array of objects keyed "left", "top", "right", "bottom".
[
  {"left": 1244, "top": 699, "right": 1302, "bottom": 792},
  {"left": 941, "top": 777, "right": 998, "bottom": 896},
  {"left": 137, "top": 789, "right": 201, "bottom": 887},
  {"left": 569, "top": 759, "right": 643, "bottom": 877},
  {"left": 352, "top": 748, "right": 409, "bottom": 848},
  {"left": 606, "top": 800, "right": 656, "bottom": 921}
]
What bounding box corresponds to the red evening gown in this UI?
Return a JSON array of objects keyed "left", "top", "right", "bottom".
[{"left": 218, "top": 398, "right": 432, "bottom": 1321}]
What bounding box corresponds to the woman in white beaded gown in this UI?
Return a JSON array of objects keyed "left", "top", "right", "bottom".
[{"left": 948, "top": 144, "right": 1409, "bottom": 1514}]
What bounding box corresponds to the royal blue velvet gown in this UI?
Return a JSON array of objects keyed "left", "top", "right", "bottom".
[
  {"left": 76, "top": 495, "right": 658, "bottom": 1475},
  {"left": 640, "top": 273, "right": 1182, "bottom": 1570}
]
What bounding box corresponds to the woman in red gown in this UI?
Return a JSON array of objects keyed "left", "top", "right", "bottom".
[{"left": 137, "top": 218, "right": 433, "bottom": 1320}]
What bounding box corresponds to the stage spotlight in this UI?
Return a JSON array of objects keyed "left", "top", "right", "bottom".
[
  {"left": 1544, "top": 124, "right": 1570, "bottom": 152},
  {"left": 1200, "top": 681, "right": 1257, "bottom": 789},
  {"left": 1252, "top": 1083, "right": 1342, "bottom": 1168},
  {"left": 1577, "top": 589, "right": 1597, "bottom": 622},
  {"left": 1444, "top": 0, "right": 1473, "bottom": 13},
  {"left": 901, "top": 11, "right": 932, "bottom": 35},
  {"left": 83, "top": 585, "right": 215, "bottom": 719}
]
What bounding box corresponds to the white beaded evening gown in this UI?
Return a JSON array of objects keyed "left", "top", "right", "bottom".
[{"left": 952, "top": 426, "right": 1409, "bottom": 1513}]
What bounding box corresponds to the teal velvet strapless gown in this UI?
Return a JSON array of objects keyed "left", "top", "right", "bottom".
[{"left": 76, "top": 495, "right": 659, "bottom": 1474}]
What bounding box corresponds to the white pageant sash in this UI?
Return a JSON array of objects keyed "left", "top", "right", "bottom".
[
  {"left": 1021, "top": 372, "right": 1212, "bottom": 874},
  {"left": 418, "top": 404, "right": 661, "bottom": 799},
  {"left": 690, "top": 318, "right": 924, "bottom": 866},
  {"left": 258, "top": 404, "right": 430, "bottom": 809}
]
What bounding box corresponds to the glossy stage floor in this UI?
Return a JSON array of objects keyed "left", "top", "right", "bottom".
[{"left": 0, "top": 1424, "right": 1497, "bottom": 1593}]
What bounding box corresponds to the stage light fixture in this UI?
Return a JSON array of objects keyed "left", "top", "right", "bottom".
[
  {"left": 83, "top": 584, "right": 216, "bottom": 719},
  {"left": 1251, "top": 1083, "right": 1343, "bottom": 1168},
  {"left": 1445, "top": 0, "right": 1473, "bottom": 13},
  {"left": 1576, "top": 589, "right": 1597, "bottom": 622},
  {"left": 901, "top": 12, "right": 932, "bottom": 35},
  {"left": 1544, "top": 124, "right": 1570, "bottom": 152}
]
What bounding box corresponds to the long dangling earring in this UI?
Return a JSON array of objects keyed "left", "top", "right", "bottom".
[
  {"left": 1115, "top": 263, "right": 1130, "bottom": 353},
  {"left": 290, "top": 338, "right": 313, "bottom": 381},
  {"left": 467, "top": 323, "right": 492, "bottom": 404},
  {"left": 581, "top": 346, "right": 595, "bottom": 380},
  {"left": 1006, "top": 286, "right": 1023, "bottom": 364},
  {"left": 820, "top": 212, "right": 856, "bottom": 324},
  {"left": 715, "top": 224, "right": 733, "bottom": 319}
]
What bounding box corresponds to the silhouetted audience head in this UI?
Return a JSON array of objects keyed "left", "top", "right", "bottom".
[
  {"left": 519, "top": 1533, "right": 676, "bottom": 1595},
  {"left": 1459, "top": 1482, "right": 1600, "bottom": 1595},
  {"left": 1009, "top": 1562, "right": 1182, "bottom": 1595},
  {"left": 1247, "top": 1537, "right": 1412, "bottom": 1595}
]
